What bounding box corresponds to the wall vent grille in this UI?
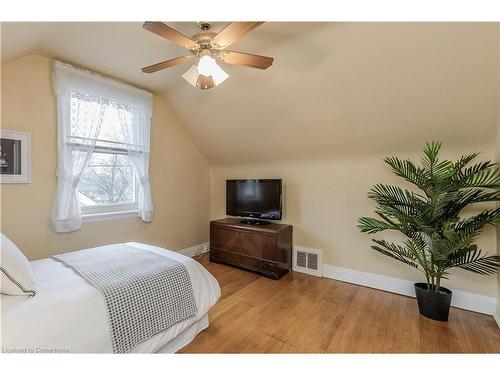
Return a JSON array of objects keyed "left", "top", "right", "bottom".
[
  {"left": 296, "top": 251, "right": 307, "bottom": 268},
  {"left": 293, "top": 246, "right": 323, "bottom": 277},
  {"left": 307, "top": 253, "right": 318, "bottom": 270}
]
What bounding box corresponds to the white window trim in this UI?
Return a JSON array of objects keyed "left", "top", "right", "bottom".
[
  {"left": 80, "top": 189, "right": 139, "bottom": 219},
  {"left": 81, "top": 200, "right": 138, "bottom": 214},
  {"left": 82, "top": 209, "right": 139, "bottom": 223}
]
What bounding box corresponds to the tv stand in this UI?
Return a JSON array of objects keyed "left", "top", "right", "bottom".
[
  {"left": 240, "top": 219, "right": 271, "bottom": 226},
  {"left": 210, "top": 218, "right": 292, "bottom": 279}
]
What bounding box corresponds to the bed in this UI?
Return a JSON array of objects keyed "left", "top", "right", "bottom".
[{"left": 1, "top": 242, "right": 220, "bottom": 353}]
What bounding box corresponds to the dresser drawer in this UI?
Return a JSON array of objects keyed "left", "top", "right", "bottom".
[
  {"left": 210, "top": 249, "right": 281, "bottom": 279},
  {"left": 210, "top": 226, "right": 276, "bottom": 259}
]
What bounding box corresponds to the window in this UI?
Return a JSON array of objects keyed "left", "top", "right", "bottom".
[
  {"left": 72, "top": 101, "right": 138, "bottom": 217},
  {"left": 52, "top": 61, "right": 153, "bottom": 233}
]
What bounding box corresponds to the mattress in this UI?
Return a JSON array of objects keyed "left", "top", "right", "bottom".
[{"left": 0, "top": 242, "right": 220, "bottom": 353}]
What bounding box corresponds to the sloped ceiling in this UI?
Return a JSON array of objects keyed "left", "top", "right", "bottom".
[{"left": 2, "top": 22, "right": 499, "bottom": 165}]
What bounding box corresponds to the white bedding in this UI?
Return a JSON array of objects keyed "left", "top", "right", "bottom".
[{"left": 0, "top": 242, "right": 220, "bottom": 353}]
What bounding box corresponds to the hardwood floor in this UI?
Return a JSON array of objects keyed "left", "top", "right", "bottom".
[{"left": 180, "top": 254, "right": 500, "bottom": 353}]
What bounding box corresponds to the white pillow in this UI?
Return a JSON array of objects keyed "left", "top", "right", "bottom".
[{"left": 1, "top": 234, "right": 36, "bottom": 297}]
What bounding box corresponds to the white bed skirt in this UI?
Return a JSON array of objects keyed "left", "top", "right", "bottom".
[{"left": 156, "top": 314, "right": 209, "bottom": 353}]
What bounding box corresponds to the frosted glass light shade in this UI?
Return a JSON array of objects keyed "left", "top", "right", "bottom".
[
  {"left": 197, "top": 56, "right": 228, "bottom": 86},
  {"left": 182, "top": 65, "right": 199, "bottom": 87},
  {"left": 182, "top": 55, "right": 229, "bottom": 89}
]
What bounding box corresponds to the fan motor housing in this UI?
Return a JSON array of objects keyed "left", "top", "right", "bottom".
[{"left": 192, "top": 31, "right": 217, "bottom": 46}]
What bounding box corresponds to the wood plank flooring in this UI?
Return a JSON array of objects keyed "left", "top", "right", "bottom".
[{"left": 180, "top": 254, "right": 500, "bottom": 353}]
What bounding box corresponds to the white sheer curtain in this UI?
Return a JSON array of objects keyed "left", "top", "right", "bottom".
[
  {"left": 116, "top": 107, "right": 153, "bottom": 222},
  {"left": 52, "top": 92, "right": 106, "bottom": 232},
  {"left": 52, "top": 61, "right": 153, "bottom": 232}
]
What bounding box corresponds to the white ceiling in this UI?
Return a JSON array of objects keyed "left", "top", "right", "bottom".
[{"left": 2, "top": 22, "right": 499, "bottom": 165}]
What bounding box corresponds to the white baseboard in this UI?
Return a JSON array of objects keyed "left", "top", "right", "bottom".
[
  {"left": 323, "top": 264, "right": 498, "bottom": 317},
  {"left": 179, "top": 242, "right": 209, "bottom": 258}
]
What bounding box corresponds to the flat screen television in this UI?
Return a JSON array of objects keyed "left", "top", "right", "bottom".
[{"left": 226, "top": 179, "right": 282, "bottom": 224}]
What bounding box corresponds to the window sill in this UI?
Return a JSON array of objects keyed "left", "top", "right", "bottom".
[{"left": 82, "top": 210, "right": 139, "bottom": 223}]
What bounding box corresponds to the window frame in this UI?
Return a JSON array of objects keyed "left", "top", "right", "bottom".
[{"left": 68, "top": 103, "right": 139, "bottom": 220}]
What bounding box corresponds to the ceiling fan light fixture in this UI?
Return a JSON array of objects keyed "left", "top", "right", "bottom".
[{"left": 182, "top": 55, "right": 229, "bottom": 89}]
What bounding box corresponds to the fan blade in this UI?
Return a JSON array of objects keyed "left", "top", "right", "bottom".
[
  {"left": 210, "top": 22, "right": 264, "bottom": 49},
  {"left": 219, "top": 51, "right": 273, "bottom": 70},
  {"left": 197, "top": 74, "right": 215, "bottom": 90},
  {"left": 142, "top": 56, "right": 192, "bottom": 73},
  {"left": 143, "top": 22, "right": 199, "bottom": 49}
]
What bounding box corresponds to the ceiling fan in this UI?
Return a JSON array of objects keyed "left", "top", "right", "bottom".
[{"left": 141, "top": 21, "right": 274, "bottom": 90}]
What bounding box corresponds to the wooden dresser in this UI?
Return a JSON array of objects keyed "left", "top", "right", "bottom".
[{"left": 209, "top": 218, "right": 292, "bottom": 279}]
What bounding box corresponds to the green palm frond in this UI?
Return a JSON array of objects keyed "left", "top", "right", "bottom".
[
  {"left": 384, "top": 157, "right": 428, "bottom": 189},
  {"left": 357, "top": 217, "right": 396, "bottom": 234},
  {"left": 431, "top": 159, "right": 454, "bottom": 181},
  {"left": 447, "top": 247, "right": 500, "bottom": 275},
  {"left": 456, "top": 189, "right": 500, "bottom": 205},
  {"left": 368, "top": 184, "right": 425, "bottom": 216},
  {"left": 457, "top": 161, "right": 500, "bottom": 188},
  {"left": 453, "top": 152, "right": 480, "bottom": 171},
  {"left": 404, "top": 235, "right": 432, "bottom": 269},
  {"left": 421, "top": 141, "right": 446, "bottom": 177},
  {"left": 423, "top": 191, "right": 459, "bottom": 222},
  {"left": 371, "top": 239, "right": 420, "bottom": 269},
  {"left": 453, "top": 208, "right": 500, "bottom": 236},
  {"left": 422, "top": 141, "right": 442, "bottom": 169}
]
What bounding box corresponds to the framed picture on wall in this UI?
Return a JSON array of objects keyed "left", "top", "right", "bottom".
[{"left": 0, "top": 129, "right": 31, "bottom": 183}]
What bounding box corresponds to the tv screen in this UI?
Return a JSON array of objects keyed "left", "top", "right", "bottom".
[{"left": 226, "top": 179, "right": 282, "bottom": 220}]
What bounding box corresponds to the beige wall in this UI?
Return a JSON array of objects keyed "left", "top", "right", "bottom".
[
  {"left": 211, "top": 143, "right": 498, "bottom": 298},
  {"left": 0, "top": 55, "right": 210, "bottom": 260}
]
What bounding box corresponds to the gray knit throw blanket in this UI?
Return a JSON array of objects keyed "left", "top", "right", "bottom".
[{"left": 52, "top": 244, "right": 198, "bottom": 353}]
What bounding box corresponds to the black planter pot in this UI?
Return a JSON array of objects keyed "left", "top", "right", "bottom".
[{"left": 414, "top": 283, "right": 452, "bottom": 321}]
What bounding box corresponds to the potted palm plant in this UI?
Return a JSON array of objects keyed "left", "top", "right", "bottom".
[{"left": 358, "top": 142, "right": 500, "bottom": 321}]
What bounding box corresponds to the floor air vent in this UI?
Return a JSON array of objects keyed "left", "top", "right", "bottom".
[{"left": 293, "top": 246, "right": 323, "bottom": 277}]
